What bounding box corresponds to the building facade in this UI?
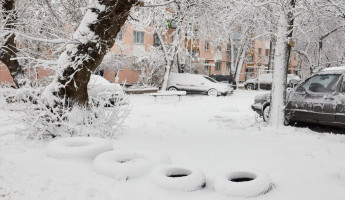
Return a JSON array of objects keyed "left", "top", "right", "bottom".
[{"left": 0, "top": 24, "right": 298, "bottom": 86}]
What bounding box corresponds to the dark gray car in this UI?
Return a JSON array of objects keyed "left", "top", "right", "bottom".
[{"left": 252, "top": 67, "right": 345, "bottom": 128}]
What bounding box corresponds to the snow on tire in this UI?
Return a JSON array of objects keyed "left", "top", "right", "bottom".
[
  {"left": 214, "top": 170, "right": 272, "bottom": 197},
  {"left": 93, "top": 150, "right": 170, "bottom": 180},
  {"left": 47, "top": 137, "right": 113, "bottom": 159},
  {"left": 150, "top": 164, "right": 206, "bottom": 192}
]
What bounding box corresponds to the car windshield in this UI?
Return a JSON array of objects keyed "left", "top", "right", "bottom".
[
  {"left": 298, "top": 74, "right": 341, "bottom": 93},
  {"left": 204, "top": 76, "right": 218, "bottom": 83}
]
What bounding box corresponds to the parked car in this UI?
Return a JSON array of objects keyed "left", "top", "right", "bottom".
[
  {"left": 88, "top": 75, "right": 124, "bottom": 105},
  {"left": 167, "top": 72, "right": 233, "bottom": 96},
  {"left": 251, "top": 67, "right": 345, "bottom": 128},
  {"left": 210, "top": 74, "right": 237, "bottom": 89},
  {"left": 244, "top": 74, "right": 301, "bottom": 90}
]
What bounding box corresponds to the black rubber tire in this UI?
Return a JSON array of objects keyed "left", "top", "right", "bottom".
[
  {"left": 208, "top": 88, "right": 218, "bottom": 96},
  {"left": 246, "top": 84, "right": 255, "bottom": 90},
  {"left": 168, "top": 87, "right": 178, "bottom": 91},
  {"left": 263, "top": 105, "right": 270, "bottom": 122}
]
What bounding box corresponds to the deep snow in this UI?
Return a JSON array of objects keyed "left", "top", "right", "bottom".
[{"left": 1, "top": 90, "right": 345, "bottom": 200}]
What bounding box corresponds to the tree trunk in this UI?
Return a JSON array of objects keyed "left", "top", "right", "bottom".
[
  {"left": 177, "top": 53, "right": 186, "bottom": 73},
  {"left": 0, "top": 0, "right": 26, "bottom": 88},
  {"left": 43, "top": 0, "right": 137, "bottom": 106},
  {"left": 235, "top": 39, "right": 248, "bottom": 88},
  {"left": 269, "top": 0, "right": 295, "bottom": 127},
  {"left": 267, "top": 36, "right": 275, "bottom": 70},
  {"left": 230, "top": 38, "right": 235, "bottom": 74}
]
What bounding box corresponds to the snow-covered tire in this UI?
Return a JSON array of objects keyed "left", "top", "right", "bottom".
[
  {"left": 47, "top": 137, "right": 113, "bottom": 159},
  {"left": 208, "top": 88, "right": 218, "bottom": 96},
  {"left": 214, "top": 170, "right": 272, "bottom": 197},
  {"left": 168, "top": 87, "right": 178, "bottom": 91},
  {"left": 93, "top": 150, "right": 171, "bottom": 180},
  {"left": 150, "top": 164, "right": 206, "bottom": 192}
]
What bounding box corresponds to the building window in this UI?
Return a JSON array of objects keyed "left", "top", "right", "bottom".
[
  {"left": 227, "top": 50, "right": 231, "bottom": 59},
  {"left": 116, "top": 31, "right": 122, "bottom": 41},
  {"left": 227, "top": 62, "right": 231, "bottom": 71},
  {"left": 205, "top": 40, "right": 210, "bottom": 51},
  {"left": 133, "top": 31, "right": 144, "bottom": 44},
  {"left": 227, "top": 43, "right": 231, "bottom": 51},
  {"left": 189, "top": 49, "right": 198, "bottom": 58},
  {"left": 258, "top": 48, "right": 262, "bottom": 55},
  {"left": 215, "top": 61, "right": 221, "bottom": 71},
  {"left": 216, "top": 45, "right": 221, "bottom": 51},
  {"left": 265, "top": 49, "right": 269, "bottom": 56},
  {"left": 204, "top": 61, "right": 209, "bottom": 70},
  {"left": 249, "top": 40, "right": 254, "bottom": 48},
  {"left": 247, "top": 55, "right": 254, "bottom": 63},
  {"left": 153, "top": 33, "right": 160, "bottom": 47}
]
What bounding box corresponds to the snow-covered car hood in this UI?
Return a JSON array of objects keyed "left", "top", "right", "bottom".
[
  {"left": 87, "top": 75, "right": 124, "bottom": 98},
  {"left": 254, "top": 88, "right": 295, "bottom": 104},
  {"left": 254, "top": 92, "right": 270, "bottom": 101}
]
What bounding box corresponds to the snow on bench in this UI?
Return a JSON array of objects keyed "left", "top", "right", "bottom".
[{"left": 149, "top": 91, "right": 187, "bottom": 102}]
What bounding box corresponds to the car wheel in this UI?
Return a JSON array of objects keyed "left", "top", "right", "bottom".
[
  {"left": 208, "top": 88, "right": 218, "bottom": 96},
  {"left": 168, "top": 87, "right": 177, "bottom": 91},
  {"left": 246, "top": 84, "right": 254, "bottom": 90},
  {"left": 263, "top": 105, "right": 270, "bottom": 122}
]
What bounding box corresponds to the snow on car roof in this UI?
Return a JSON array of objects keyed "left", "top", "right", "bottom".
[{"left": 322, "top": 66, "right": 345, "bottom": 72}]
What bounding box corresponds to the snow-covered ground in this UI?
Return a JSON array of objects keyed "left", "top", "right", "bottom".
[{"left": 1, "top": 90, "right": 345, "bottom": 200}]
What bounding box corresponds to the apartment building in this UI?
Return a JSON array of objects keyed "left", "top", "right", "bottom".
[{"left": 0, "top": 24, "right": 298, "bottom": 86}]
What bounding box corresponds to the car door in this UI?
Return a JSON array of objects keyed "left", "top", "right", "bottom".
[
  {"left": 190, "top": 75, "right": 206, "bottom": 93},
  {"left": 335, "top": 76, "right": 345, "bottom": 124},
  {"left": 286, "top": 86, "right": 310, "bottom": 122},
  {"left": 201, "top": 76, "right": 218, "bottom": 92},
  {"left": 173, "top": 73, "right": 191, "bottom": 91},
  {"left": 286, "top": 73, "right": 340, "bottom": 123}
]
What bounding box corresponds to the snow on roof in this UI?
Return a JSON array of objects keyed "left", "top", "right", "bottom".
[{"left": 322, "top": 66, "right": 345, "bottom": 72}]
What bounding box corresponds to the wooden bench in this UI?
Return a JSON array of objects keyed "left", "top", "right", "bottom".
[{"left": 149, "top": 91, "right": 187, "bottom": 102}]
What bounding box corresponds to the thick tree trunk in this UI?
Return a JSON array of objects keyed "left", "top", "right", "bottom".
[
  {"left": 43, "top": 0, "right": 137, "bottom": 106},
  {"left": 267, "top": 36, "right": 275, "bottom": 70},
  {"left": 269, "top": 0, "right": 295, "bottom": 127},
  {"left": 230, "top": 38, "right": 235, "bottom": 74},
  {"left": 235, "top": 39, "right": 248, "bottom": 88},
  {"left": 0, "top": 0, "right": 26, "bottom": 88}
]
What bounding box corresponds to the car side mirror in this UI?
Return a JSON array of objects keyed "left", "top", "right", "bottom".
[{"left": 296, "top": 87, "right": 306, "bottom": 94}]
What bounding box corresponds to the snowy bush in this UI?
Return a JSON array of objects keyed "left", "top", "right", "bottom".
[
  {"left": 131, "top": 48, "right": 165, "bottom": 88},
  {"left": 0, "top": 86, "right": 130, "bottom": 140}
]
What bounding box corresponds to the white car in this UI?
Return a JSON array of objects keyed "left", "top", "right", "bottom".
[
  {"left": 167, "top": 72, "right": 232, "bottom": 96},
  {"left": 88, "top": 75, "right": 124, "bottom": 104}
]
